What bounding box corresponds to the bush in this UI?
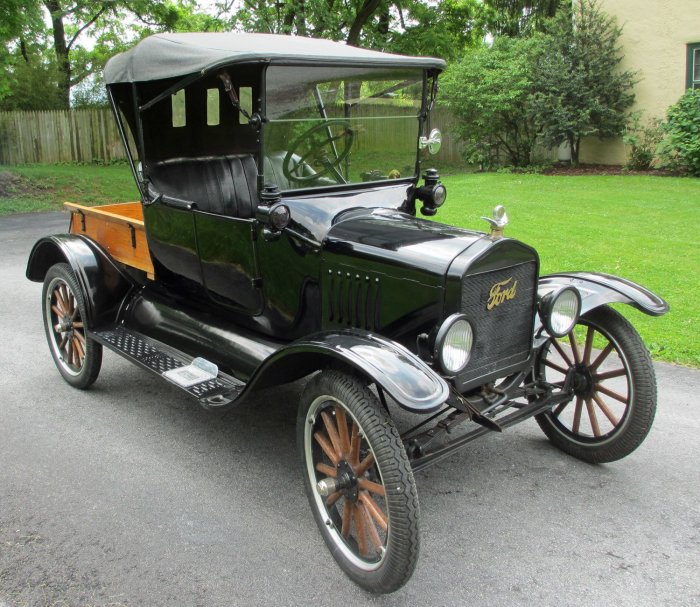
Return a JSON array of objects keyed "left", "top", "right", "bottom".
[
  {"left": 440, "top": 36, "right": 545, "bottom": 168},
  {"left": 660, "top": 90, "right": 700, "bottom": 176},
  {"left": 623, "top": 116, "right": 664, "bottom": 170}
]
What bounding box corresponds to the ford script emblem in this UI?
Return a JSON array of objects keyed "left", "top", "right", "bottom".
[{"left": 487, "top": 277, "right": 518, "bottom": 310}]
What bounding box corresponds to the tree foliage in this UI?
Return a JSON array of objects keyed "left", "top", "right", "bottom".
[
  {"left": 217, "top": 0, "right": 396, "bottom": 46},
  {"left": 529, "top": 0, "right": 637, "bottom": 164},
  {"left": 386, "top": 0, "right": 481, "bottom": 63},
  {"left": 481, "top": 0, "right": 561, "bottom": 37},
  {"left": 0, "top": 1, "right": 216, "bottom": 110},
  {"left": 215, "top": 0, "right": 483, "bottom": 59},
  {"left": 441, "top": 36, "right": 543, "bottom": 167},
  {"left": 1, "top": 0, "right": 487, "bottom": 110}
]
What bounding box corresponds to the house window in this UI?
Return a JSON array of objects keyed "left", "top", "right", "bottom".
[{"left": 688, "top": 43, "right": 700, "bottom": 90}]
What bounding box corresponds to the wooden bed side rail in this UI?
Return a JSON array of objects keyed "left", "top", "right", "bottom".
[
  {"left": 64, "top": 201, "right": 145, "bottom": 226},
  {"left": 64, "top": 201, "right": 154, "bottom": 278}
]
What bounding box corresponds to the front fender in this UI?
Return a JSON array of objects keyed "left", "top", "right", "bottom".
[
  {"left": 246, "top": 329, "right": 449, "bottom": 414},
  {"left": 26, "top": 234, "right": 134, "bottom": 329},
  {"left": 539, "top": 271, "right": 669, "bottom": 319}
]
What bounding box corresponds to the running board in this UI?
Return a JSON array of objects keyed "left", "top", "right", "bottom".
[{"left": 92, "top": 326, "right": 245, "bottom": 409}]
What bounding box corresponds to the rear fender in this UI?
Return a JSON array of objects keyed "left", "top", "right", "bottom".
[
  {"left": 246, "top": 329, "right": 449, "bottom": 414},
  {"left": 536, "top": 271, "right": 668, "bottom": 336},
  {"left": 26, "top": 234, "right": 134, "bottom": 329}
]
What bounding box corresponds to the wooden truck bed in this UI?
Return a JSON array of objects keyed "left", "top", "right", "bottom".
[{"left": 65, "top": 201, "right": 154, "bottom": 278}]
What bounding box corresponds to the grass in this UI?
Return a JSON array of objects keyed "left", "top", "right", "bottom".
[
  {"left": 0, "top": 164, "right": 139, "bottom": 214},
  {"left": 0, "top": 164, "right": 697, "bottom": 367},
  {"left": 439, "top": 173, "right": 700, "bottom": 368}
]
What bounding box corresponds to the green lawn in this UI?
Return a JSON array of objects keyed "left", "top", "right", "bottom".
[
  {"left": 1, "top": 164, "right": 698, "bottom": 367},
  {"left": 440, "top": 173, "right": 700, "bottom": 368},
  {"left": 0, "top": 164, "right": 139, "bottom": 214}
]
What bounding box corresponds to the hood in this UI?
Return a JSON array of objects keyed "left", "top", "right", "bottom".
[{"left": 324, "top": 207, "right": 487, "bottom": 277}]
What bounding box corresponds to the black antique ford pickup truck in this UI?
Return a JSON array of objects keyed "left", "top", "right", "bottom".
[{"left": 26, "top": 33, "right": 668, "bottom": 593}]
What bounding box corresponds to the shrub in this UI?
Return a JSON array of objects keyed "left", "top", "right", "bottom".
[
  {"left": 660, "top": 90, "right": 700, "bottom": 176},
  {"left": 440, "top": 36, "right": 545, "bottom": 168},
  {"left": 623, "top": 116, "right": 664, "bottom": 171}
]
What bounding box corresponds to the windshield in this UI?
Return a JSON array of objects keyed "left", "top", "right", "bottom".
[{"left": 263, "top": 66, "right": 424, "bottom": 191}]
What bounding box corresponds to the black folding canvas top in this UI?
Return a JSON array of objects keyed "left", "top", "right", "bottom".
[{"left": 104, "top": 32, "right": 446, "bottom": 84}]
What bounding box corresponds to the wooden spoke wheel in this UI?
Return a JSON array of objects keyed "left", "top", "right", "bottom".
[
  {"left": 298, "top": 370, "right": 419, "bottom": 594},
  {"left": 42, "top": 263, "right": 102, "bottom": 389},
  {"left": 535, "top": 306, "right": 657, "bottom": 463}
]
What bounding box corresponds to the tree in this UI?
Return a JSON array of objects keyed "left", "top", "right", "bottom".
[
  {"left": 386, "top": 0, "right": 482, "bottom": 63},
  {"left": 226, "top": 0, "right": 390, "bottom": 46},
  {"left": 529, "top": 0, "right": 637, "bottom": 164},
  {"left": 220, "top": 0, "right": 482, "bottom": 58},
  {"left": 441, "top": 36, "right": 544, "bottom": 167},
  {"left": 0, "top": 0, "right": 45, "bottom": 102},
  {"left": 481, "top": 0, "right": 561, "bottom": 37},
  {"left": 0, "top": 49, "right": 65, "bottom": 110},
  {"left": 0, "top": 1, "right": 213, "bottom": 110}
]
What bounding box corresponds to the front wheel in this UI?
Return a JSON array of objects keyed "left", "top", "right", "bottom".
[
  {"left": 42, "top": 263, "right": 102, "bottom": 389},
  {"left": 297, "top": 370, "right": 420, "bottom": 593},
  {"left": 534, "top": 306, "right": 657, "bottom": 463}
]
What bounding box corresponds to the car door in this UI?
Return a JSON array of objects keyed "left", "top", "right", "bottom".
[{"left": 195, "top": 210, "right": 263, "bottom": 314}]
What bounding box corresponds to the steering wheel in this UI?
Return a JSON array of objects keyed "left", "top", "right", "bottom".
[{"left": 282, "top": 120, "right": 354, "bottom": 184}]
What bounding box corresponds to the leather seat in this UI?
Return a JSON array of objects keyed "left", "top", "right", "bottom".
[
  {"left": 264, "top": 151, "right": 310, "bottom": 190},
  {"left": 148, "top": 154, "right": 258, "bottom": 218}
]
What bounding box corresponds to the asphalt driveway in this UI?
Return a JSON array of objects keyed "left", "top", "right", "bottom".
[{"left": 1, "top": 212, "right": 698, "bottom": 606}]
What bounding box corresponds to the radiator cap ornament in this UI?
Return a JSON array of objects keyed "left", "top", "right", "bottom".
[{"left": 481, "top": 205, "right": 508, "bottom": 240}]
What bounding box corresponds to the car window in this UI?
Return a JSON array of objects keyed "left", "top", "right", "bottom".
[{"left": 264, "top": 66, "right": 423, "bottom": 191}]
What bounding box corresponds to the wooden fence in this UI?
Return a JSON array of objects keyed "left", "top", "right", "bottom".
[
  {"left": 0, "top": 109, "right": 127, "bottom": 165},
  {"left": 0, "top": 106, "right": 464, "bottom": 166}
]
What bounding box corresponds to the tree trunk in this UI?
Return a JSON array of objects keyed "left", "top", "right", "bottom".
[
  {"left": 296, "top": 0, "right": 308, "bottom": 35},
  {"left": 44, "top": 0, "right": 70, "bottom": 108},
  {"left": 377, "top": 5, "right": 390, "bottom": 37},
  {"left": 282, "top": 2, "right": 295, "bottom": 33},
  {"left": 346, "top": 0, "right": 382, "bottom": 46},
  {"left": 570, "top": 134, "right": 580, "bottom": 165},
  {"left": 20, "top": 37, "right": 30, "bottom": 63}
]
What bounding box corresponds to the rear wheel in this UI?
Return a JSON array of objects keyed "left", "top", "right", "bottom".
[
  {"left": 42, "top": 263, "right": 102, "bottom": 389},
  {"left": 297, "top": 370, "right": 420, "bottom": 593},
  {"left": 534, "top": 306, "right": 656, "bottom": 463}
]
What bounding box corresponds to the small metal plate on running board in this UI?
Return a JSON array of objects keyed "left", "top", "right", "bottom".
[{"left": 163, "top": 357, "right": 218, "bottom": 387}]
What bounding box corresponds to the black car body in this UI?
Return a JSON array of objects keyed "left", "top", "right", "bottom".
[{"left": 27, "top": 33, "right": 668, "bottom": 594}]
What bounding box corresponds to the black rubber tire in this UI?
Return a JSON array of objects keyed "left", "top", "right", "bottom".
[
  {"left": 42, "top": 263, "right": 102, "bottom": 389},
  {"left": 297, "top": 370, "right": 420, "bottom": 594},
  {"left": 535, "top": 306, "right": 656, "bottom": 463}
]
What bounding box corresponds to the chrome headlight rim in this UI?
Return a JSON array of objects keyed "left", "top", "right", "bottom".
[
  {"left": 434, "top": 313, "right": 474, "bottom": 375},
  {"left": 540, "top": 286, "right": 582, "bottom": 338}
]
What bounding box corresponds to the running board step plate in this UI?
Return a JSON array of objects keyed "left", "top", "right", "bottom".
[{"left": 93, "top": 326, "right": 244, "bottom": 408}]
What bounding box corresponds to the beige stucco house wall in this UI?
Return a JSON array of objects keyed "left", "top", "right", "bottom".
[{"left": 580, "top": 0, "right": 700, "bottom": 165}]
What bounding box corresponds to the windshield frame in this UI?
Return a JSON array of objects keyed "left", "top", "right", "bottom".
[{"left": 259, "top": 62, "right": 430, "bottom": 197}]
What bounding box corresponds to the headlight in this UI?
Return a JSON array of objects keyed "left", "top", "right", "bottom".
[
  {"left": 540, "top": 287, "right": 581, "bottom": 337},
  {"left": 433, "top": 184, "right": 447, "bottom": 207},
  {"left": 434, "top": 314, "right": 474, "bottom": 374}
]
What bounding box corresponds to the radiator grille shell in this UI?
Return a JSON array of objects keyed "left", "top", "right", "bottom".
[{"left": 458, "top": 260, "right": 537, "bottom": 383}]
